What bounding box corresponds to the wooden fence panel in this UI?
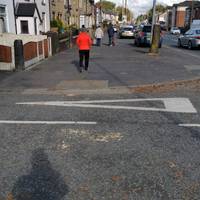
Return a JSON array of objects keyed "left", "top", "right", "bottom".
[
  {"left": 0, "top": 45, "right": 12, "bottom": 63},
  {"left": 39, "top": 41, "right": 43, "bottom": 55},
  {"left": 24, "top": 42, "right": 37, "bottom": 61},
  {"left": 44, "top": 39, "right": 48, "bottom": 58}
]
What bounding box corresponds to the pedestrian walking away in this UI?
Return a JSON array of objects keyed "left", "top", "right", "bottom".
[
  {"left": 76, "top": 25, "right": 93, "bottom": 73},
  {"left": 95, "top": 25, "right": 104, "bottom": 46},
  {"left": 107, "top": 23, "right": 115, "bottom": 46}
]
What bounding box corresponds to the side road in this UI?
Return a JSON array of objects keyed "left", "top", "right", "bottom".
[{"left": 0, "top": 37, "right": 200, "bottom": 91}]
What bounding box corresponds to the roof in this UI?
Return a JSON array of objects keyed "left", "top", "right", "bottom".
[
  {"left": 15, "top": 3, "right": 42, "bottom": 22},
  {"left": 173, "top": 1, "right": 200, "bottom": 8},
  {"left": 16, "top": 3, "right": 36, "bottom": 17}
]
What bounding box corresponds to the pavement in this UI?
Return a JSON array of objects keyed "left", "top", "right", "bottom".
[{"left": 0, "top": 35, "right": 200, "bottom": 93}]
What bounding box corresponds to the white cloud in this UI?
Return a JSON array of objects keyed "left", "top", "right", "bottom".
[{"left": 108, "top": 0, "right": 199, "bottom": 17}]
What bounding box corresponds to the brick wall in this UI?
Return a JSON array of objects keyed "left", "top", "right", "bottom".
[{"left": 176, "top": 11, "right": 186, "bottom": 27}]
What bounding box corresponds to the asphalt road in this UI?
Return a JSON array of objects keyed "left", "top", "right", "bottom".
[
  {"left": 1, "top": 36, "right": 200, "bottom": 200},
  {"left": 163, "top": 32, "right": 200, "bottom": 58}
]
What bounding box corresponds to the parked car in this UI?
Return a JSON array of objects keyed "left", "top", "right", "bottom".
[
  {"left": 178, "top": 28, "right": 200, "bottom": 49},
  {"left": 134, "top": 25, "right": 163, "bottom": 48},
  {"left": 119, "top": 25, "right": 134, "bottom": 38},
  {"left": 170, "top": 27, "right": 181, "bottom": 34}
]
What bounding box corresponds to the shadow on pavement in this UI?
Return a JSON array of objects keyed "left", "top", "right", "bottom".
[
  {"left": 128, "top": 43, "right": 135, "bottom": 47},
  {"left": 95, "top": 62, "right": 131, "bottom": 88},
  {"left": 0, "top": 71, "right": 13, "bottom": 82},
  {"left": 128, "top": 43, "right": 149, "bottom": 54},
  {"left": 102, "top": 43, "right": 109, "bottom": 46},
  {"left": 71, "top": 60, "right": 81, "bottom": 72},
  {"left": 10, "top": 148, "right": 68, "bottom": 200},
  {"left": 134, "top": 49, "right": 149, "bottom": 54}
]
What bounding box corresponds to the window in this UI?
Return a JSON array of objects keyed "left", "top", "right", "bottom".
[
  {"left": 143, "top": 26, "right": 152, "bottom": 32},
  {"left": 21, "top": 20, "right": 29, "bottom": 34},
  {"left": 42, "top": 0, "right": 46, "bottom": 5},
  {"left": 0, "top": 17, "right": 5, "bottom": 33},
  {"left": 196, "top": 30, "right": 200, "bottom": 34},
  {"left": 185, "top": 30, "right": 193, "bottom": 35},
  {"left": 42, "top": 12, "right": 46, "bottom": 32},
  {"left": 52, "top": 12, "right": 55, "bottom": 19},
  {"left": 0, "top": 6, "right": 6, "bottom": 15},
  {"left": 0, "top": 5, "right": 7, "bottom": 33}
]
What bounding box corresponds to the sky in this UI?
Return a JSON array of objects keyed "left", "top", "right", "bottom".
[{"left": 101, "top": 0, "right": 197, "bottom": 17}]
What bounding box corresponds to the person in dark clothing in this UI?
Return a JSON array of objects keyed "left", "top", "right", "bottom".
[{"left": 107, "top": 23, "right": 115, "bottom": 46}]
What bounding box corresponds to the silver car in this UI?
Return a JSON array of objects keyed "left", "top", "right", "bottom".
[
  {"left": 178, "top": 29, "right": 200, "bottom": 49},
  {"left": 119, "top": 26, "right": 134, "bottom": 38}
]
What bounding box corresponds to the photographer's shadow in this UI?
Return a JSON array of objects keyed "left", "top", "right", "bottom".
[{"left": 11, "top": 148, "right": 68, "bottom": 200}]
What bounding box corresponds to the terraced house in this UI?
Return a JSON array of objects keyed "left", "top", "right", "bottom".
[
  {"left": 77, "top": 0, "right": 95, "bottom": 28},
  {"left": 50, "top": 0, "right": 95, "bottom": 28},
  {"left": 0, "top": 0, "right": 50, "bottom": 35},
  {"left": 0, "top": 0, "right": 15, "bottom": 33},
  {"left": 50, "top": 0, "right": 71, "bottom": 26}
]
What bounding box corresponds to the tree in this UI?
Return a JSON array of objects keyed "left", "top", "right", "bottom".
[
  {"left": 136, "top": 14, "right": 147, "bottom": 24},
  {"left": 96, "top": 0, "right": 116, "bottom": 12},
  {"left": 147, "top": 4, "right": 167, "bottom": 23},
  {"left": 116, "top": 6, "right": 134, "bottom": 22}
]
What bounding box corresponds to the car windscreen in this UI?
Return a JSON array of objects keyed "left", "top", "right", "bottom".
[
  {"left": 196, "top": 30, "right": 200, "bottom": 34},
  {"left": 122, "top": 28, "right": 133, "bottom": 31},
  {"left": 143, "top": 26, "right": 151, "bottom": 32}
]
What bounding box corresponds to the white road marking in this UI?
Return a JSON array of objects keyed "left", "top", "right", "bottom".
[
  {"left": 16, "top": 98, "right": 197, "bottom": 113},
  {"left": 0, "top": 121, "right": 97, "bottom": 125},
  {"left": 179, "top": 124, "right": 200, "bottom": 127}
]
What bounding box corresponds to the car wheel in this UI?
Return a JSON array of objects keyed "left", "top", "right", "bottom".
[
  {"left": 178, "top": 39, "right": 182, "bottom": 48},
  {"left": 188, "top": 41, "right": 193, "bottom": 50}
]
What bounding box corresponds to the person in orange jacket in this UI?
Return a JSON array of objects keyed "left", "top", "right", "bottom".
[{"left": 76, "top": 25, "right": 93, "bottom": 73}]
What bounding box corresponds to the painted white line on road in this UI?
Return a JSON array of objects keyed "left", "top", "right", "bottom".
[
  {"left": 16, "top": 98, "right": 197, "bottom": 113},
  {"left": 0, "top": 121, "right": 97, "bottom": 125},
  {"left": 179, "top": 124, "right": 200, "bottom": 127}
]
